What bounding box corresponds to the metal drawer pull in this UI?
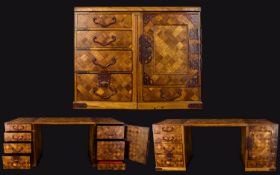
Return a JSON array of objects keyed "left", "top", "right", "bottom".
[
  {"left": 93, "top": 16, "right": 117, "bottom": 27},
  {"left": 163, "top": 136, "right": 176, "bottom": 142},
  {"left": 93, "top": 35, "right": 116, "bottom": 46},
  {"left": 12, "top": 135, "right": 24, "bottom": 141},
  {"left": 92, "top": 56, "right": 117, "bottom": 69},
  {"left": 162, "top": 126, "right": 174, "bottom": 132}
]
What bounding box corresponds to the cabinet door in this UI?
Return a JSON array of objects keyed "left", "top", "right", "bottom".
[
  {"left": 126, "top": 125, "right": 149, "bottom": 164},
  {"left": 139, "top": 12, "right": 201, "bottom": 103},
  {"left": 247, "top": 124, "right": 278, "bottom": 171}
]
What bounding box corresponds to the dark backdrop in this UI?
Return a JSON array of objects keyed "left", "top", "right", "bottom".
[{"left": 0, "top": 0, "right": 279, "bottom": 175}]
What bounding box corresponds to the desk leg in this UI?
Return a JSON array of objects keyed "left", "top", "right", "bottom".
[
  {"left": 32, "top": 124, "right": 42, "bottom": 167},
  {"left": 89, "top": 124, "right": 96, "bottom": 167}
]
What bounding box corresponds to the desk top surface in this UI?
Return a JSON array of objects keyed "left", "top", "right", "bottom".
[
  {"left": 155, "top": 119, "right": 277, "bottom": 126},
  {"left": 5, "top": 117, "right": 124, "bottom": 125}
]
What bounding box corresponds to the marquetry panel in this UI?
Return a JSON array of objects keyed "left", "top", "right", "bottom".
[
  {"left": 76, "top": 13, "right": 132, "bottom": 29},
  {"left": 97, "top": 141, "right": 125, "bottom": 160},
  {"left": 2, "top": 156, "right": 31, "bottom": 169},
  {"left": 4, "top": 132, "right": 32, "bottom": 142},
  {"left": 126, "top": 125, "right": 149, "bottom": 164},
  {"left": 97, "top": 162, "right": 126, "bottom": 170},
  {"left": 153, "top": 125, "right": 182, "bottom": 134},
  {"left": 76, "top": 74, "right": 132, "bottom": 101},
  {"left": 3, "top": 143, "right": 32, "bottom": 154},
  {"left": 5, "top": 123, "right": 32, "bottom": 131},
  {"left": 155, "top": 143, "right": 183, "bottom": 154},
  {"left": 143, "top": 87, "right": 200, "bottom": 102},
  {"left": 76, "top": 31, "right": 132, "bottom": 48},
  {"left": 97, "top": 125, "right": 125, "bottom": 139},
  {"left": 75, "top": 50, "right": 132, "bottom": 72},
  {"left": 155, "top": 154, "right": 184, "bottom": 167},
  {"left": 154, "top": 134, "right": 183, "bottom": 144}
]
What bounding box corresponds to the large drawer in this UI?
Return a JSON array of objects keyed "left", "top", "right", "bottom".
[
  {"left": 153, "top": 133, "right": 183, "bottom": 143},
  {"left": 155, "top": 154, "right": 184, "bottom": 167},
  {"left": 153, "top": 125, "right": 182, "bottom": 134},
  {"left": 154, "top": 143, "right": 183, "bottom": 154},
  {"left": 97, "top": 125, "right": 125, "bottom": 139},
  {"left": 75, "top": 74, "right": 132, "bottom": 102},
  {"left": 75, "top": 50, "right": 132, "bottom": 72},
  {"left": 76, "top": 31, "right": 132, "bottom": 48},
  {"left": 3, "top": 143, "right": 32, "bottom": 154},
  {"left": 2, "top": 156, "right": 31, "bottom": 169},
  {"left": 76, "top": 13, "right": 132, "bottom": 29},
  {"left": 4, "top": 132, "right": 32, "bottom": 142},
  {"left": 5, "top": 123, "right": 32, "bottom": 131},
  {"left": 97, "top": 141, "right": 125, "bottom": 160}
]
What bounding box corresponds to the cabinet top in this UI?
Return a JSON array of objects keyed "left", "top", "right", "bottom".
[
  {"left": 5, "top": 117, "right": 124, "bottom": 125},
  {"left": 74, "top": 6, "right": 201, "bottom": 12}
]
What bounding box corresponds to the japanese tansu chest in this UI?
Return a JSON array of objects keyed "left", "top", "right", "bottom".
[{"left": 73, "top": 7, "right": 202, "bottom": 109}]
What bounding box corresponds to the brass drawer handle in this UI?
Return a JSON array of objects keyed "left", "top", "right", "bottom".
[
  {"left": 10, "top": 146, "right": 24, "bottom": 153},
  {"left": 12, "top": 135, "right": 24, "bottom": 141},
  {"left": 92, "top": 56, "right": 117, "bottom": 69},
  {"left": 93, "top": 35, "right": 116, "bottom": 46},
  {"left": 162, "top": 126, "right": 174, "bottom": 132},
  {"left": 12, "top": 125, "right": 25, "bottom": 131},
  {"left": 162, "top": 136, "right": 176, "bottom": 142},
  {"left": 93, "top": 86, "right": 117, "bottom": 100},
  {"left": 93, "top": 16, "right": 117, "bottom": 27},
  {"left": 160, "top": 88, "right": 182, "bottom": 101}
]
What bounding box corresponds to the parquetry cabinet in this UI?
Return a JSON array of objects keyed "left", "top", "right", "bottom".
[
  {"left": 73, "top": 7, "right": 202, "bottom": 109},
  {"left": 2, "top": 117, "right": 149, "bottom": 170},
  {"left": 152, "top": 119, "right": 278, "bottom": 172}
]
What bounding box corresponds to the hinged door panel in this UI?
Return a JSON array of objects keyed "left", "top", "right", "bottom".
[
  {"left": 126, "top": 125, "right": 149, "bottom": 164},
  {"left": 140, "top": 12, "right": 201, "bottom": 102}
]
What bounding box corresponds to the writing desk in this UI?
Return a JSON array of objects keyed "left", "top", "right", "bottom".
[
  {"left": 152, "top": 119, "right": 278, "bottom": 172},
  {"left": 2, "top": 117, "right": 149, "bottom": 170}
]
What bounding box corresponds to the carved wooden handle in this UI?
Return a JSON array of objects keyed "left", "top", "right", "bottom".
[
  {"left": 93, "top": 35, "right": 116, "bottom": 46},
  {"left": 12, "top": 135, "right": 24, "bottom": 141},
  {"left": 162, "top": 126, "right": 174, "bottom": 132},
  {"left": 160, "top": 89, "right": 182, "bottom": 101},
  {"left": 92, "top": 56, "right": 117, "bottom": 69},
  {"left": 163, "top": 136, "right": 176, "bottom": 142},
  {"left": 93, "top": 16, "right": 116, "bottom": 27},
  {"left": 92, "top": 86, "right": 117, "bottom": 100}
]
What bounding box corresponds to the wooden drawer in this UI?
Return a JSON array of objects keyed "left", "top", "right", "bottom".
[
  {"left": 76, "top": 31, "right": 132, "bottom": 48},
  {"left": 76, "top": 74, "right": 132, "bottom": 102},
  {"left": 76, "top": 13, "right": 132, "bottom": 29},
  {"left": 5, "top": 123, "right": 32, "bottom": 131},
  {"left": 155, "top": 154, "right": 184, "bottom": 167},
  {"left": 97, "top": 141, "right": 125, "bottom": 160},
  {"left": 97, "top": 161, "right": 126, "bottom": 170},
  {"left": 155, "top": 143, "right": 183, "bottom": 154},
  {"left": 153, "top": 125, "right": 182, "bottom": 134},
  {"left": 75, "top": 50, "right": 132, "bottom": 72},
  {"left": 4, "top": 132, "right": 32, "bottom": 142},
  {"left": 154, "top": 133, "right": 183, "bottom": 143},
  {"left": 97, "top": 125, "right": 125, "bottom": 139},
  {"left": 2, "top": 156, "right": 31, "bottom": 169},
  {"left": 3, "top": 143, "right": 32, "bottom": 154},
  {"left": 143, "top": 88, "right": 201, "bottom": 102}
]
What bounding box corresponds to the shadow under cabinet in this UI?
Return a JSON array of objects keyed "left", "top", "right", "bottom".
[{"left": 2, "top": 117, "right": 149, "bottom": 170}]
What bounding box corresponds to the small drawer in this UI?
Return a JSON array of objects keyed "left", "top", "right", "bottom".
[
  {"left": 97, "top": 125, "right": 125, "bottom": 139},
  {"left": 76, "top": 31, "right": 132, "bottom": 48},
  {"left": 153, "top": 125, "right": 182, "bottom": 134},
  {"left": 2, "top": 156, "right": 31, "bottom": 169},
  {"left": 4, "top": 132, "right": 32, "bottom": 142},
  {"left": 76, "top": 13, "right": 132, "bottom": 29},
  {"left": 154, "top": 134, "right": 183, "bottom": 143},
  {"left": 75, "top": 50, "right": 132, "bottom": 72},
  {"left": 3, "top": 143, "right": 32, "bottom": 154},
  {"left": 97, "top": 141, "right": 125, "bottom": 160},
  {"left": 154, "top": 143, "right": 183, "bottom": 155},
  {"left": 155, "top": 154, "right": 184, "bottom": 167},
  {"left": 5, "top": 123, "right": 32, "bottom": 131},
  {"left": 97, "top": 161, "right": 126, "bottom": 170}
]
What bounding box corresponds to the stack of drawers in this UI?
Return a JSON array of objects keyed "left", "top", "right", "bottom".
[
  {"left": 153, "top": 125, "right": 186, "bottom": 171},
  {"left": 75, "top": 12, "right": 133, "bottom": 102},
  {"left": 2, "top": 123, "right": 32, "bottom": 169},
  {"left": 96, "top": 124, "right": 126, "bottom": 170}
]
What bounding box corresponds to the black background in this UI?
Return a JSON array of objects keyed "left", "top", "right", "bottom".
[{"left": 0, "top": 0, "right": 279, "bottom": 174}]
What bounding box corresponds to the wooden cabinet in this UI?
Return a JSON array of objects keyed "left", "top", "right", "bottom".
[
  {"left": 73, "top": 7, "right": 202, "bottom": 109},
  {"left": 2, "top": 117, "right": 149, "bottom": 170},
  {"left": 152, "top": 119, "right": 278, "bottom": 172}
]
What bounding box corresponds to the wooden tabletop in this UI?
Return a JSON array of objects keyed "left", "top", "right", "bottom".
[{"left": 5, "top": 117, "right": 124, "bottom": 125}]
